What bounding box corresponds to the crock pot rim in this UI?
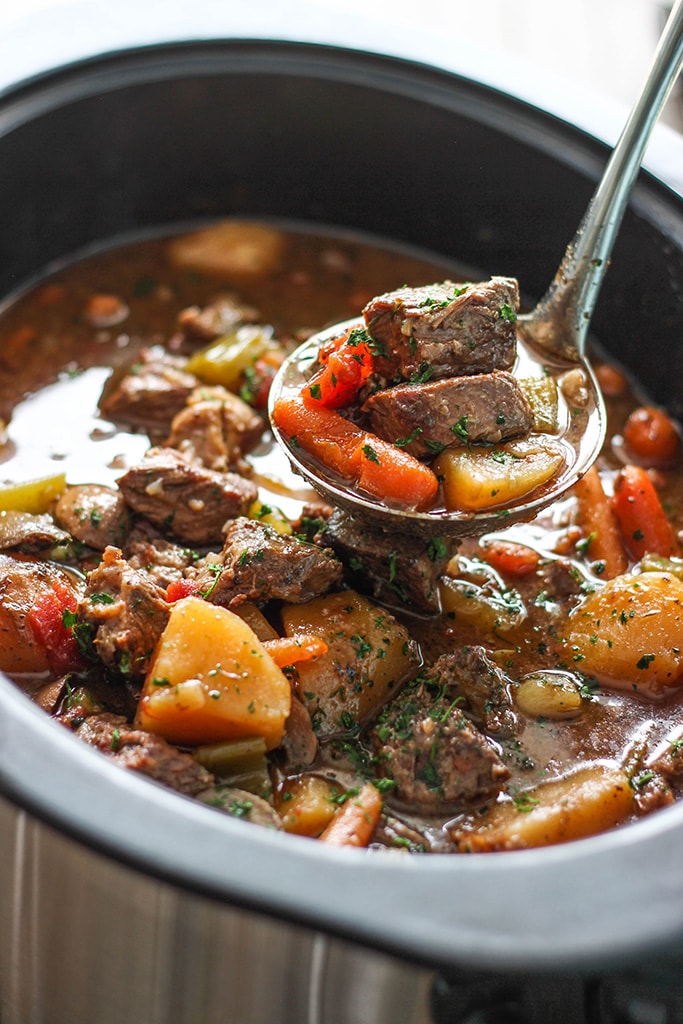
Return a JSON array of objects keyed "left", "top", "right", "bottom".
[{"left": 1, "top": 33, "right": 683, "bottom": 976}]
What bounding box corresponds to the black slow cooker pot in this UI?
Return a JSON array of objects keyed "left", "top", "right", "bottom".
[{"left": 2, "top": 5, "right": 683, "bottom": 1022}]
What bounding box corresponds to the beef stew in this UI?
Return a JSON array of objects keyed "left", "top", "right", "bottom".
[{"left": 1, "top": 218, "right": 682, "bottom": 854}]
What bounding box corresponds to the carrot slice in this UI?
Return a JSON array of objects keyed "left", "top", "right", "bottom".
[
  {"left": 623, "top": 406, "right": 681, "bottom": 466},
  {"left": 271, "top": 395, "right": 361, "bottom": 477},
  {"left": 573, "top": 466, "right": 628, "bottom": 578},
  {"left": 351, "top": 434, "right": 439, "bottom": 511},
  {"left": 262, "top": 634, "right": 328, "bottom": 668},
  {"left": 318, "top": 782, "right": 383, "bottom": 848},
  {"left": 611, "top": 464, "right": 679, "bottom": 561},
  {"left": 271, "top": 394, "right": 439, "bottom": 511},
  {"left": 480, "top": 538, "right": 540, "bottom": 577}
]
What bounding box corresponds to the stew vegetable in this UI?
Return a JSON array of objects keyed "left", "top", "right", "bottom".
[{"left": 0, "top": 219, "right": 682, "bottom": 854}]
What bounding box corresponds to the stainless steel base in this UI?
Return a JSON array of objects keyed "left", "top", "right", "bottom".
[{"left": 0, "top": 796, "right": 432, "bottom": 1024}]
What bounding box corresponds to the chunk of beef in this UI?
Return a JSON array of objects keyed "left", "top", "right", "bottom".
[
  {"left": 371, "top": 677, "right": 509, "bottom": 813},
  {"left": 176, "top": 294, "right": 259, "bottom": 345},
  {"left": 54, "top": 484, "right": 131, "bottom": 550},
  {"left": 77, "top": 545, "right": 170, "bottom": 677},
  {"left": 323, "top": 509, "right": 453, "bottom": 614},
  {"left": 363, "top": 277, "right": 519, "bottom": 381},
  {"left": 193, "top": 516, "right": 343, "bottom": 607},
  {"left": 117, "top": 447, "right": 257, "bottom": 546},
  {"left": 362, "top": 371, "right": 533, "bottom": 458},
  {"left": 278, "top": 697, "right": 318, "bottom": 772},
  {"left": 124, "top": 520, "right": 199, "bottom": 590},
  {"left": 165, "top": 386, "right": 264, "bottom": 472},
  {"left": 428, "top": 646, "right": 518, "bottom": 738},
  {"left": 0, "top": 510, "right": 70, "bottom": 552},
  {"left": 99, "top": 346, "right": 199, "bottom": 434},
  {"left": 74, "top": 712, "right": 214, "bottom": 796}
]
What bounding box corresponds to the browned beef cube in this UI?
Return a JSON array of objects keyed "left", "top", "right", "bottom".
[
  {"left": 429, "top": 646, "right": 519, "bottom": 738},
  {"left": 362, "top": 370, "right": 534, "bottom": 457},
  {"left": 77, "top": 545, "right": 170, "bottom": 678},
  {"left": 165, "top": 386, "right": 264, "bottom": 472},
  {"left": 75, "top": 712, "right": 214, "bottom": 795},
  {"left": 117, "top": 447, "right": 257, "bottom": 545},
  {"left": 323, "top": 509, "right": 453, "bottom": 614},
  {"left": 363, "top": 277, "right": 519, "bottom": 381},
  {"left": 99, "top": 346, "right": 199, "bottom": 433},
  {"left": 54, "top": 484, "right": 131, "bottom": 551},
  {"left": 177, "top": 294, "right": 259, "bottom": 345},
  {"left": 124, "top": 520, "right": 199, "bottom": 590},
  {"left": 371, "top": 677, "right": 509, "bottom": 813},
  {"left": 194, "top": 516, "right": 343, "bottom": 607}
]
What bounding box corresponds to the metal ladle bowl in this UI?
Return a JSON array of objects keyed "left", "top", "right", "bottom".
[{"left": 270, "top": 0, "right": 683, "bottom": 538}]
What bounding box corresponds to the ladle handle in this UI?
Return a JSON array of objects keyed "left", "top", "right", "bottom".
[{"left": 525, "top": 0, "right": 683, "bottom": 359}]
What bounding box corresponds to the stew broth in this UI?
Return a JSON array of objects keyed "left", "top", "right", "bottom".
[{"left": 1, "top": 219, "right": 682, "bottom": 854}]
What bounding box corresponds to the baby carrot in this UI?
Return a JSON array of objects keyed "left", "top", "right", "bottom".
[
  {"left": 480, "top": 538, "right": 540, "bottom": 577},
  {"left": 611, "top": 464, "right": 679, "bottom": 561},
  {"left": 572, "top": 466, "right": 628, "bottom": 578},
  {"left": 271, "top": 394, "right": 439, "bottom": 511},
  {"left": 271, "top": 395, "right": 360, "bottom": 478},
  {"left": 318, "top": 782, "right": 383, "bottom": 848}
]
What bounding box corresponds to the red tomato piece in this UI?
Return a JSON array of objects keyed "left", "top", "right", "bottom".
[{"left": 27, "top": 580, "right": 83, "bottom": 675}]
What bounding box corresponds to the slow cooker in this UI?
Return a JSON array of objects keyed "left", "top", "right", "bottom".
[{"left": 2, "top": 3, "right": 683, "bottom": 1022}]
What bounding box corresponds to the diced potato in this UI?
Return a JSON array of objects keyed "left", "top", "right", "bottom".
[
  {"left": 281, "top": 589, "right": 420, "bottom": 736},
  {"left": 135, "top": 596, "right": 291, "bottom": 749},
  {"left": 567, "top": 571, "right": 683, "bottom": 694},
  {"left": 453, "top": 765, "right": 633, "bottom": 852},
  {"left": 167, "top": 220, "right": 285, "bottom": 278},
  {"left": 186, "top": 325, "right": 275, "bottom": 392},
  {"left": 274, "top": 774, "right": 343, "bottom": 837},
  {"left": 233, "top": 601, "right": 279, "bottom": 642},
  {"left": 0, "top": 472, "right": 66, "bottom": 514},
  {"left": 514, "top": 672, "right": 584, "bottom": 719},
  {"left": 434, "top": 439, "right": 564, "bottom": 511},
  {"left": 518, "top": 375, "right": 559, "bottom": 433},
  {"left": 439, "top": 557, "right": 525, "bottom": 637}
]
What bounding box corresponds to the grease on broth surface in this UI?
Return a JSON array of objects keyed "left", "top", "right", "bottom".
[{"left": 1, "top": 219, "right": 682, "bottom": 854}]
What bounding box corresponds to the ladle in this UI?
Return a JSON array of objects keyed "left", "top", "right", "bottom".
[{"left": 270, "top": 0, "right": 683, "bottom": 538}]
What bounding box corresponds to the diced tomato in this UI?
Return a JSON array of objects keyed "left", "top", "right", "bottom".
[
  {"left": 306, "top": 327, "right": 374, "bottom": 409},
  {"left": 27, "top": 580, "right": 84, "bottom": 675},
  {"left": 165, "top": 578, "right": 201, "bottom": 603},
  {"left": 240, "top": 351, "right": 284, "bottom": 410}
]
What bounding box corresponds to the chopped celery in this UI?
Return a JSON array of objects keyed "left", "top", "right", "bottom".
[
  {"left": 193, "top": 735, "right": 268, "bottom": 779},
  {"left": 186, "top": 325, "right": 275, "bottom": 391},
  {"left": 640, "top": 552, "right": 683, "bottom": 580}
]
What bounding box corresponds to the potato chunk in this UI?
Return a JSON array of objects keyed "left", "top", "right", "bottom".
[
  {"left": 281, "top": 589, "right": 420, "bottom": 736},
  {"left": 434, "top": 438, "right": 564, "bottom": 511},
  {"left": 167, "top": 220, "right": 285, "bottom": 278},
  {"left": 136, "top": 596, "right": 291, "bottom": 749},
  {"left": 567, "top": 571, "right": 683, "bottom": 694},
  {"left": 453, "top": 765, "right": 633, "bottom": 852}
]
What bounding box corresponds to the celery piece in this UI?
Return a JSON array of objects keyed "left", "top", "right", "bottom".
[
  {"left": 193, "top": 735, "right": 268, "bottom": 779},
  {"left": 186, "top": 325, "right": 274, "bottom": 392}
]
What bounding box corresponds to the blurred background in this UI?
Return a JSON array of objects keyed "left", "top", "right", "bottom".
[{"left": 0, "top": 0, "right": 679, "bottom": 130}]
